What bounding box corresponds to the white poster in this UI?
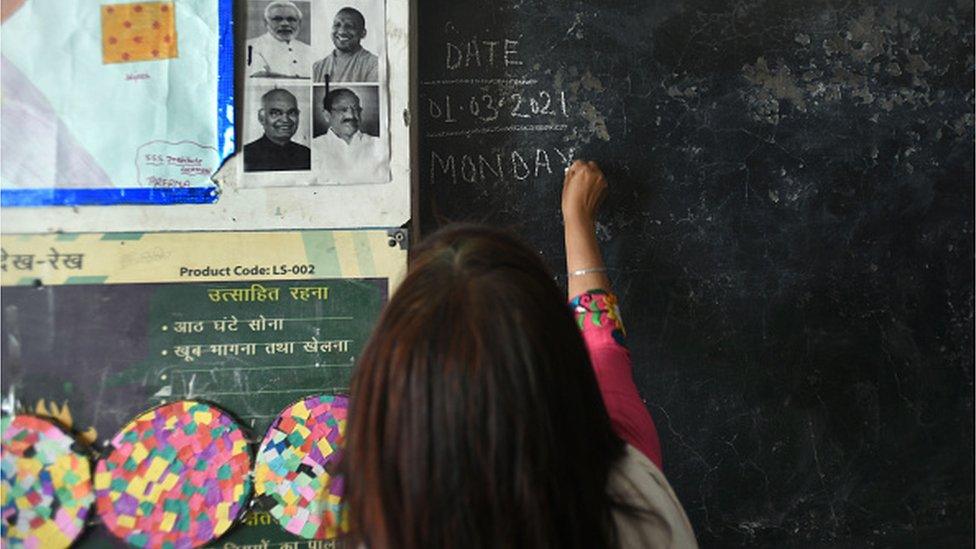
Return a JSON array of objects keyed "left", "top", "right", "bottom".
[
  {"left": 1, "top": 0, "right": 410, "bottom": 234},
  {"left": 239, "top": 0, "right": 390, "bottom": 187}
]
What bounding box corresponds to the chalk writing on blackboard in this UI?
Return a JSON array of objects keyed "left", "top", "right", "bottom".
[
  {"left": 444, "top": 37, "right": 524, "bottom": 69},
  {"left": 421, "top": 32, "right": 583, "bottom": 187},
  {"left": 426, "top": 89, "right": 569, "bottom": 131},
  {"left": 421, "top": 78, "right": 538, "bottom": 86},
  {"left": 430, "top": 147, "right": 574, "bottom": 185}
]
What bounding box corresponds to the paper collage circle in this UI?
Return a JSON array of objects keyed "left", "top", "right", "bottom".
[
  {"left": 254, "top": 395, "right": 349, "bottom": 539},
  {"left": 1, "top": 415, "right": 95, "bottom": 549},
  {"left": 94, "top": 401, "right": 252, "bottom": 548}
]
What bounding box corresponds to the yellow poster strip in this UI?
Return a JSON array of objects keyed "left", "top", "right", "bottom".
[{"left": 0, "top": 230, "right": 407, "bottom": 290}]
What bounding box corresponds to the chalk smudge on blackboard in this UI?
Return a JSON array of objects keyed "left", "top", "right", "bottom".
[
  {"left": 550, "top": 66, "right": 612, "bottom": 145},
  {"left": 579, "top": 102, "right": 610, "bottom": 141},
  {"left": 580, "top": 70, "right": 605, "bottom": 93},
  {"left": 564, "top": 13, "right": 584, "bottom": 41},
  {"left": 742, "top": 58, "right": 807, "bottom": 113},
  {"left": 740, "top": 5, "right": 974, "bottom": 142}
]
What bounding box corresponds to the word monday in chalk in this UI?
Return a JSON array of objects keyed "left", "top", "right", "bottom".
[{"left": 430, "top": 147, "right": 574, "bottom": 185}]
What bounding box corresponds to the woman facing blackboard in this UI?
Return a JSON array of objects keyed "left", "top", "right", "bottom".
[{"left": 343, "top": 161, "right": 698, "bottom": 548}]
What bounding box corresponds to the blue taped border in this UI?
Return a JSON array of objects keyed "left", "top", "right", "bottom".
[
  {"left": 1, "top": 1, "right": 233, "bottom": 208},
  {"left": 217, "top": 0, "right": 235, "bottom": 160},
  {"left": 0, "top": 187, "right": 219, "bottom": 207}
]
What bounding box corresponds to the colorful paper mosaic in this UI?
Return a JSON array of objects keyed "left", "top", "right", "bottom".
[
  {"left": 94, "top": 401, "right": 252, "bottom": 548},
  {"left": 101, "top": 2, "right": 178, "bottom": 64},
  {"left": 254, "top": 395, "right": 349, "bottom": 539},
  {"left": 1, "top": 414, "right": 94, "bottom": 549}
]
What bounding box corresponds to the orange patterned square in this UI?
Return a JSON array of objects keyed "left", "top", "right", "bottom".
[{"left": 101, "top": 2, "right": 178, "bottom": 64}]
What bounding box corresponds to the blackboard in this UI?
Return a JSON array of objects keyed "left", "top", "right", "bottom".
[{"left": 417, "top": 0, "right": 974, "bottom": 545}]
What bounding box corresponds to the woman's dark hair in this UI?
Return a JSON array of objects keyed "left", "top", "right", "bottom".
[{"left": 344, "top": 224, "right": 626, "bottom": 548}]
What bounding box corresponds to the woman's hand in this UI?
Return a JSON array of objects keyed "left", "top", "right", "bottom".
[
  {"left": 562, "top": 160, "right": 611, "bottom": 298},
  {"left": 562, "top": 160, "right": 608, "bottom": 225}
]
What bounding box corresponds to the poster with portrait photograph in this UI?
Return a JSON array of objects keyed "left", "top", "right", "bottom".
[
  {"left": 311, "top": 0, "right": 385, "bottom": 84},
  {"left": 2, "top": 0, "right": 409, "bottom": 232},
  {"left": 311, "top": 83, "right": 388, "bottom": 184},
  {"left": 245, "top": 0, "right": 313, "bottom": 79},
  {"left": 242, "top": 85, "right": 312, "bottom": 173},
  {"left": 240, "top": 0, "right": 389, "bottom": 187}
]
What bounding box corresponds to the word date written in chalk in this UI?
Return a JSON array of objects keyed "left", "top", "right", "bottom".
[{"left": 445, "top": 37, "right": 523, "bottom": 70}]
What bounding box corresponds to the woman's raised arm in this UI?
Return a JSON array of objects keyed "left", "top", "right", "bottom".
[{"left": 561, "top": 160, "right": 663, "bottom": 468}]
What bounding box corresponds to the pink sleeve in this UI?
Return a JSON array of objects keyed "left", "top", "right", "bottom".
[{"left": 571, "top": 291, "right": 662, "bottom": 469}]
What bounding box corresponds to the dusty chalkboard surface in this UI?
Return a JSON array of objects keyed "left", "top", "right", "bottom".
[{"left": 418, "top": 0, "right": 974, "bottom": 545}]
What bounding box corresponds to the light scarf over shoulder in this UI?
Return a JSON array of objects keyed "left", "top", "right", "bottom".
[{"left": 609, "top": 444, "right": 699, "bottom": 548}]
